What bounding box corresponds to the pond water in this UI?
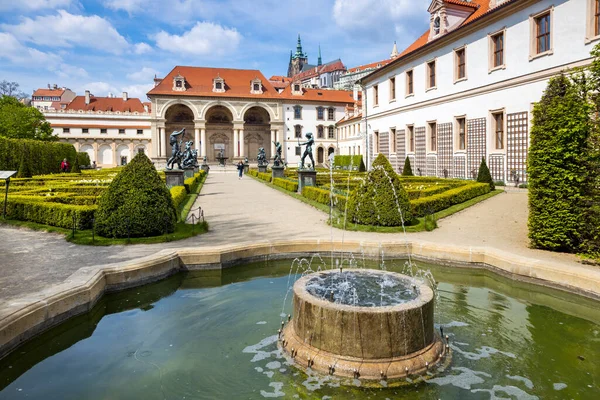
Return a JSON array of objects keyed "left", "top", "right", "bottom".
[{"left": 0, "top": 258, "right": 598, "bottom": 399}]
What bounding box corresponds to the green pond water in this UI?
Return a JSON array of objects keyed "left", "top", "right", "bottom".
[{"left": 0, "top": 258, "right": 599, "bottom": 399}]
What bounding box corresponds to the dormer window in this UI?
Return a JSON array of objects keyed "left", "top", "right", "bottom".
[
  {"left": 434, "top": 17, "right": 440, "bottom": 35},
  {"left": 292, "top": 82, "right": 302, "bottom": 95},
  {"left": 250, "top": 78, "right": 263, "bottom": 94},
  {"left": 213, "top": 76, "right": 225, "bottom": 93},
  {"left": 173, "top": 74, "right": 186, "bottom": 92}
]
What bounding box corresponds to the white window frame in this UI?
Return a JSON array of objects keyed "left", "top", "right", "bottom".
[
  {"left": 529, "top": 6, "right": 554, "bottom": 61},
  {"left": 488, "top": 27, "right": 507, "bottom": 73},
  {"left": 586, "top": 0, "right": 600, "bottom": 44},
  {"left": 425, "top": 59, "right": 437, "bottom": 91},
  {"left": 454, "top": 45, "right": 467, "bottom": 83},
  {"left": 454, "top": 115, "right": 467, "bottom": 152}
]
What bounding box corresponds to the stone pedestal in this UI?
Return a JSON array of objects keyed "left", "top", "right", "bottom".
[
  {"left": 258, "top": 164, "right": 268, "bottom": 173},
  {"left": 201, "top": 164, "right": 209, "bottom": 173},
  {"left": 164, "top": 169, "right": 185, "bottom": 188},
  {"left": 243, "top": 163, "right": 249, "bottom": 173},
  {"left": 183, "top": 167, "right": 195, "bottom": 179},
  {"left": 193, "top": 166, "right": 199, "bottom": 174},
  {"left": 271, "top": 165, "right": 285, "bottom": 179},
  {"left": 297, "top": 169, "right": 317, "bottom": 192}
]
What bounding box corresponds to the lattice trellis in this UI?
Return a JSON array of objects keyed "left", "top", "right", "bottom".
[
  {"left": 467, "top": 118, "right": 486, "bottom": 179},
  {"left": 489, "top": 154, "right": 505, "bottom": 182},
  {"left": 396, "top": 129, "right": 406, "bottom": 172},
  {"left": 408, "top": 155, "right": 416, "bottom": 173},
  {"left": 507, "top": 112, "right": 529, "bottom": 183},
  {"left": 426, "top": 156, "right": 437, "bottom": 177},
  {"left": 415, "top": 126, "right": 426, "bottom": 176},
  {"left": 368, "top": 133, "right": 374, "bottom": 167},
  {"left": 437, "top": 122, "right": 453, "bottom": 178},
  {"left": 379, "top": 132, "right": 389, "bottom": 157},
  {"left": 453, "top": 155, "right": 466, "bottom": 179}
]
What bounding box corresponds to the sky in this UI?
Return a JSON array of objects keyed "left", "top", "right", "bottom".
[{"left": 0, "top": 0, "right": 430, "bottom": 100}]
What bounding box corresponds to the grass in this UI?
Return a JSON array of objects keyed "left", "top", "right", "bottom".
[
  {"left": 247, "top": 172, "right": 503, "bottom": 233},
  {"left": 178, "top": 173, "right": 207, "bottom": 222},
  {"left": 0, "top": 218, "right": 209, "bottom": 245}
]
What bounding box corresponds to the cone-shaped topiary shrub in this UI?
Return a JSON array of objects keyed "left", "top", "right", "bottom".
[
  {"left": 476, "top": 157, "right": 494, "bottom": 190},
  {"left": 401, "top": 156, "right": 413, "bottom": 176},
  {"left": 346, "top": 153, "right": 413, "bottom": 226},
  {"left": 95, "top": 152, "right": 177, "bottom": 238},
  {"left": 16, "top": 145, "right": 33, "bottom": 178},
  {"left": 71, "top": 153, "right": 81, "bottom": 173}
]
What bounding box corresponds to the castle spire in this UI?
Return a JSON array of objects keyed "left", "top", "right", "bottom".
[
  {"left": 294, "top": 34, "right": 306, "bottom": 59},
  {"left": 318, "top": 44, "right": 322, "bottom": 66},
  {"left": 390, "top": 40, "right": 399, "bottom": 58}
]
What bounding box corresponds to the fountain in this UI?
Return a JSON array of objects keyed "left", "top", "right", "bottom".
[{"left": 279, "top": 269, "right": 447, "bottom": 384}]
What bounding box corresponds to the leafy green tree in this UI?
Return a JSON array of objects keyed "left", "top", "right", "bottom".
[
  {"left": 401, "top": 156, "right": 413, "bottom": 176},
  {"left": 346, "top": 153, "right": 413, "bottom": 226},
  {"left": 528, "top": 74, "right": 591, "bottom": 251},
  {"left": 95, "top": 153, "right": 177, "bottom": 238},
  {"left": 0, "top": 95, "right": 56, "bottom": 141},
  {"left": 476, "top": 157, "right": 494, "bottom": 190}
]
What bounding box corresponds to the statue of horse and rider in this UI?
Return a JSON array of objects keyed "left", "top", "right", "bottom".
[{"left": 166, "top": 128, "right": 199, "bottom": 170}]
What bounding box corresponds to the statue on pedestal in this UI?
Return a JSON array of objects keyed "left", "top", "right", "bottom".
[
  {"left": 272, "top": 141, "right": 283, "bottom": 166},
  {"left": 257, "top": 147, "right": 268, "bottom": 166},
  {"left": 298, "top": 132, "right": 315, "bottom": 170},
  {"left": 166, "top": 128, "right": 186, "bottom": 170},
  {"left": 182, "top": 141, "right": 199, "bottom": 168}
]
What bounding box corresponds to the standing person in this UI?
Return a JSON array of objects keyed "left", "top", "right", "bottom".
[
  {"left": 237, "top": 160, "right": 244, "bottom": 179},
  {"left": 60, "top": 158, "right": 69, "bottom": 173}
]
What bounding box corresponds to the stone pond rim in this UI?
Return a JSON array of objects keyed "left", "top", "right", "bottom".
[{"left": 279, "top": 269, "right": 448, "bottom": 383}]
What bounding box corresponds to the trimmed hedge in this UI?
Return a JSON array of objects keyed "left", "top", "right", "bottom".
[
  {"left": 0, "top": 196, "right": 96, "bottom": 229},
  {"left": 184, "top": 170, "right": 206, "bottom": 194},
  {"left": 258, "top": 172, "right": 272, "bottom": 182},
  {"left": 411, "top": 182, "right": 490, "bottom": 217},
  {"left": 0, "top": 136, "right": 77, "bottom": 176},
  {"left": 77, "top": 152, "right": 91, "bottom": 167},
  {"left": 302, "top": 186, "right": 347, "bottom": 210},
  {"left": 273, "top": 178, "right": 298, "bottom": 192},
  {"left": 247, "top": 169, "right": 259, "bottom": 177},
  {"left": 333, "top": 155, "right": 366, "bottom": 171},
  {"left": 170, "top": 186, "right": 187, "bottom": 210},
  {"left": 406, "top": 185, "right": 451, "bottom": 200},
  {"left": 401, "top": 156, "right": 413, "bottom": 176},
  {"left": 477, "top": 157, "right": 494, "bottom": 190}
]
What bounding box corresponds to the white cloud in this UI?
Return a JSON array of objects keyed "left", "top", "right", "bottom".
[
  {"left": 75, "top": 82, "right": 152, "bottom": 100},
  {"left": 153, "top": 21, "right": 241, "bottom": 56},
  {"left": 54, "top": 64, "right": 88, "bottom": 79},
  {"left": 134, "top": 42, "right": 152, "bottom": 54},
  {"left": 0, "top": 0, "right": 73, "bottom": 11},
  {"left": 104, "top": 0, "right": 145, "bottom": 13},
  {"left": 126, "top": 67, "right": 159, "bottom": 82},
  {"left": 0, "top": 32, "right": 62, "bottom": 67},
  {"left": 2, "top": 10, "right": 130, "bottom": 54},
  {"left": 121, "top": 83, "right": 153, "bottom": 99},
  {"left": 78, "top": 81, "right": 120, "bottom": 97}
]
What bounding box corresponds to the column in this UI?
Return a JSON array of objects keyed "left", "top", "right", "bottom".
[
  {"left": 111, "top": 142, "right": 117, "bottom": 167},
  {"left": 93, "top": 143, "right": 98, "bottom": 164},
  {"left": 233, "top": 130, "right": 239, "bottom": 157},
  {"left": 194, "top": 128, "right": 200, "bottom": 154},
  {"left": 128, "top": 142, "right": 134, "bottom": 162},
  {"left": 200, "top": 128, "right": 206, "bottom": 158},
  {"left": 270, "top": 129, "right": 276, "bottom": 157},
  {"left": 239, "top": 129, "right": 245, "bottom": 157},
  {"left": 159, "top": 127, "right": 166, "bottom": 157}
]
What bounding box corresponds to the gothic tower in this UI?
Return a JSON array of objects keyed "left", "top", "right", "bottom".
[{"left": 287, "top": 34, "right": 308, "bottom": 77}]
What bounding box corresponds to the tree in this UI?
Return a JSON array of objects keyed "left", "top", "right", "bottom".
[
  {"left": 0, "top": 80, "right": 28, "bottom": 100},
  {"left": 476, "top": 157, "right": 494, "bottom": 190},
  {"left": 0, "top": 95, "right": 56, "bottom": 141},
  {"left": 401, "top": 156, "right": 413, "bottom": 176},
  {"left": 346, "top": 153, "right": 413, "bottom": 226}
]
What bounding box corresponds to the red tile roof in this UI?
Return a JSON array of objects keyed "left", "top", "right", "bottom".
[
  {"left": 148, "top": 66, "right": 279, "bottom": 99},
  {"left": 292, "top": 60, "right": 346, "bottom": 81},
  {"left": 33, "top": 88, "right": 65, "bottom": 97},
  {"left": 347, "top": 59, "right": 393, "bottom": 73},
  {"left": 444, "top": 0, "right": 479, "bottom": 9},
  {"left": 269, "top": 76, "right": 292, "bottom": 90},
  {"left": 337, "top": 113, "right": 362, "bottom": 125},
  {"left": 279, "top": 86, "right": 354, "bottom": 103},
  {"left": 66, "top": 96, "right": 148, "bottom": 113}
]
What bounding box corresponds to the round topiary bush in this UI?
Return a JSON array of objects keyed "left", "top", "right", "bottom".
[
  {"left": 95, "top": 153, "right": 177, "bottom": 238},
  {"left": 346, "top": 153, "right": 413, "bottom": 226}
]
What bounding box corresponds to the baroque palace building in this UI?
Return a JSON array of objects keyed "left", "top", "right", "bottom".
[{"left": 356, "top": 0, "right": 596, "bottom": 183}]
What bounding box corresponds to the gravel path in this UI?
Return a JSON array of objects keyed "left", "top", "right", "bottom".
[{"left": 0, "top": 173, "right": 582, "bottom": 302}]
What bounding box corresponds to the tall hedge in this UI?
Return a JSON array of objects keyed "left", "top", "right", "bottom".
[
  {"left": 476, "top": 157, "right": 494, "bottom": 190},
  {"left": 346, "top": 153, "right": 412, "bottom": 226},
  {"left": 333, "top": 155, "right": 366, "bottom": 171},
  {"left": 0, "top": 136, "right": 76, "bottom": 175},
  {"left": 528, "top": 74, "right": 591, "bottom": 251},
  {"left": 77, "top": 152, "right": 91, "bottom": 167},
  {"left": 401, "top": 156, "right": 413, "bottom": 176},
  {"left": 95, "top": 152, "right": 177, "bottom": 238}
]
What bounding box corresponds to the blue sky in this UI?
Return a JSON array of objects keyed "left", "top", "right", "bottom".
[{"left": 0, "top": 0, "right": 429, "bottom": 99}]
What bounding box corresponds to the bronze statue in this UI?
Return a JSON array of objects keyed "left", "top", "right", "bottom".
[
  {"left": 272, "top": 141, "right": 283, "bottom": 166},
  {"left": 298, "top": 132, "right": 315, "bottom": 170},
  {"left": 182, "top": 141, "right": 199, "bottom": 168},
  {"left": 166, "top": 128, "right": 186, "bottom": 170},
  {"left": 257, "top": 147, "right": 268, "bottom": 166}
]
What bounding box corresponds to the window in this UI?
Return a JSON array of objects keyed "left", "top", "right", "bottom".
[
  {"left": 63, "top": 128, "right": 70, "bottom": 133},
  {"left": 434, "top": 17, "right": 440, "bottom": 35},
  {"left": 596, "top": 0, "right": 600, "bottom": 36},
  {"left": 317, "top": 125, "right": 324, "bottom": 138},
  {"left": 455, "top": 48, "right": 466, "bottom": 81},
  {"left": 406, "top": 70, "right": 414, "bottom": 96},
  {"left": 535, "top": 13, "right": 551, "bottom": 54},
  {"left": 294, "top": 125, "right": 302, "bottom": 138},
  {"left": 119, "top": 128, "right": 125, "bottom": 134},
  {"left": 328, "top": 108, "right": 335, "bottom": 120},
  {"left": 374, "top": 131, "right": 379, "bottom": 153},
  {"left": 427, "top": 60, "right": 436, "bottom": 89},
  {"left": 390, "top": 128, "right": 396, "bottom": 153},
  {"left": 429, "top": 122, "right": 437, "bottom": 152},
  {"left": 175, "top": 80, "right": 182, "bottom": 88},
  {"left": 408, "top": 125, "right": 415, "bottom": 152},
  {"left": 82, "top": 128, "right": 89, "bottom": 133},
  {"left": 137, "top": 129, "right": 143, "bottom": 135},
  {"left": 491, "top": 31, "right": 505, "bottom": 68},
  {"left": 294, "top": 84, "right": 300, "bottom": 91},
  {"left": 253, "top": 83, "right": 260, "bottom": 91},
  {"left": 457, "top": 117, "right": 466, "bottom": 150},
  {"left": 492, "top": 112, "right": 504, "bottom": 149},
  {"left": 295, "top": 146, "right": 301, "bottom": 156},
  {"left": 294, "top": 105, "right": 302, "bottom": 119},
  {"left": 373, "top": 85, "right": 379, "bottom": 106},
  {"left": 328, "top": 126, "right": 335, "bottom": 139},
  {"left": 389, "top": 77, "right": 396, "bottom": 101},
  {"left": 317, "top": 107, "right": 324, "bottom": 120},
  {"left": 100, "top": 128, "right": 107, "bottom": 134}
]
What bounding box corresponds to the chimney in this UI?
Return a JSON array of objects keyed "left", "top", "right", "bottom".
[
  {"left": 122, "top": 92, "right": 128, "bottom": 101},
  {"left": 47, "top": 84, "right": 51, "bottom": 89},
  {"left": 85, "top": 90, "right": 90, "bottom": 105},
  {"left": 53, "top": 84, "right": 58, "bottom": 89},
  {"left": 143, "top": 104, "right": 149, "bottom": 113}
]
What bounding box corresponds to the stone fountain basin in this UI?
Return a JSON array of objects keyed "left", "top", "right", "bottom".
[{"left": 280, "top": 269, "right": 446, "bottom": 382}]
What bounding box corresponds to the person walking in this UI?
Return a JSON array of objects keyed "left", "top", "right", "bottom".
[
  {"left": 236, "top": 160, "right": 244, "bottom": 179},
  {"left": 60, "top": 158, "right": 69, "bottom": 173}
]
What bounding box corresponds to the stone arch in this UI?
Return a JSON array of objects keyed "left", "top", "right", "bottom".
[
  {"left": 243, "top": 106, "right": 272, "bottom": 161},
  {"left": 205, "top": 105, "right": 234, "bottom": 123},
  {"left": 239, "top": 103, "right": 276, "bottom": 122},
  {"left": 317, "top": 146, "right": 325, "bottom": 165},
  {"left": 205, "top": 105, "right": 234, "bottom": 162},
  {"left": 200, "top": 101, "right": 236, "bottom": 120},
  {"left": 134, "top": 144, "right": 147, "bottom": 156},
  {"left": 159, "top": 99, "right": 199, "bottom": 120},
  {"left": 116, "top": 144, "right": 130, "bottom": 165},
  {"left": 79, "top": 144, "right": 94, "bottom": 163},
  {"left": 98, "top": 144, "right": 113, "bottom": 166},
  {"left": 165, "top": 103, "right": 196, "bottom": 159},
  {"left": 244, "top": 132, "right": 265, "bottom": 161}
]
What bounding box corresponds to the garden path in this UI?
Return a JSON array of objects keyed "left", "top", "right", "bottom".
[{"left": 0, "top": 172, "right": 583, "bottom": 303}]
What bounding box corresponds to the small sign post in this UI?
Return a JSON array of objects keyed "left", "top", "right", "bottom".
[{"left": 0, "top": 171, "right": 17, "bottom": 219}]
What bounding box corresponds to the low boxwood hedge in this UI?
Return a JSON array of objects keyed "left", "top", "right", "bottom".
[
  {"left": 170, "top": 186, "right": 187, "bottom": 210},
  {"left": 273, "top": 178, "right": 298, "bottom": 192},
  {"left": 258, "top": 172, "right": 271, "bottom": 182},
  {"left": 410, "top": 182, "right": 490, "bottom": 217},
  {"left": 0, "top": 196, "right": 96, "bottom": 229},
  {"left": 302, "top": 186, "right": 347, "bottom": 211}
]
